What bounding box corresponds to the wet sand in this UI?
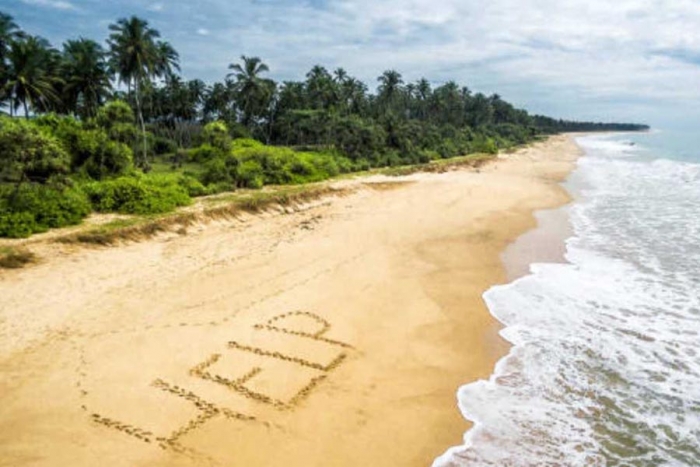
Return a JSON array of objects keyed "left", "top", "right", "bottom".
[{"left": 0, "top": 135, "right": 581, "bottom": 467}]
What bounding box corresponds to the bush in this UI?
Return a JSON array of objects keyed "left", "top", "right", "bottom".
[
  {"left": 153, "top": 137, "right": 178, "bottom": 155},
  {"left": 0, "top": 211, "right": 38, "bottom": 238},
  {"left": 237, "top": 160, "right": 264, "bottom": 189},
  {"left": 190, "top": 143, "right": 225, "bottom": 163},
  {"left": 0, "top": 117, "right": 71, "bottom": 185},
  {"left": 176, "top": 174, "right": 207, "bottom": 197},
  {"left": 201, "top": 121, "right": 232, "bottom": 152},
  {"left": 0, "top": 184, "right": 91, "bottom": 238},
  {"left": 82, "top": 175, "right": 191, "bottom": 215},
  {"left": 95, "top": 101, "right": 140, "bottom": 149},
  {"left": 204, "top": 181, "right": 234, "bottom": 195},
  {"left": 472, "top": 136, "right": 499, "bottom": 154},
  {"left": 231, "top": 138, "right": 264, "bottom": 150},
  {"left": 106, "top": 122, "right": 139, "bottom": 146},
  {"left": 72, "top": 130, "right": 133, "bottom": 179},
  {"left": 96, "top": 100, "right": 135, "bottom": 127},
  {"left": 201, "top": 154, "right": 238, "bottom": 187},
  {"left": 199, "top": 142, "right": 353, "bottom": 191},
  {"left": 33, "top": 116, "right": 133, "bottom": 179},
  {"left": 437, "top": 140, "right": 459, "bottom": 159}
]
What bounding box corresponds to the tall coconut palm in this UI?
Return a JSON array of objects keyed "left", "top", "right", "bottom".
[
  {"left": 107, "top": 16, "right": 161, "bottom": 168},
  {"left": 226, "top": 55, "right": 271, "bottom": 126},
  {"left": 61, "top": 38, "right": 112, "bottom": 118},
  {"left": 4, "top": 35, "right": 61, "bottom": 118},
  {"left": 305, "top": 65, "right": 335, "bottom": 110},
  {"left": 333, "top": 67, "right": 347, "bottom": 84},
  {"left": 154, "top": 40, "right": 179, "bottom": 79},
  {"left": 185, "top": 78, "right": 206, "bottom": 120},
  {"left": 0, "top": 13, "right": 21, "bottom": 54},
  {"left": 340, "top": 76, "right": 367, "bottom": 116},
  {"left": 377, "top": 70, "right": 403, "bottom": 114},
  {"left": 0, "top": 13, "right": 23, "bottom": 102}
]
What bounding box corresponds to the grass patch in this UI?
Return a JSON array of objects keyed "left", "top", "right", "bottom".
[{"left": 0, "top": 246, "right": 37, "bottom": 269}]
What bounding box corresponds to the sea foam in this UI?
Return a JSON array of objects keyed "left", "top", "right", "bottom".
[{"left": 434, "top": 134, "right": 700, "bottom": 467}]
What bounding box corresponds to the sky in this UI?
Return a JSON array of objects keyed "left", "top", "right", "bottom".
[{"left": 4, "top": 0, "right": 700, "bottom": 129}]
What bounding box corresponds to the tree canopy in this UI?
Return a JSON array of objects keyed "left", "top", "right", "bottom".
[{"left": 0, "top": 11, "right": 649, "bottom": 239}]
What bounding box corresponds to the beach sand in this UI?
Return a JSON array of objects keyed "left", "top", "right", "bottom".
[{"left": 0, "top": 135, "right": 581, "bottom": 467}]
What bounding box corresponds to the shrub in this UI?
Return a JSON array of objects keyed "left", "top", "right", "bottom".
[
  {"left": 0, "top": 117, "right": 71, "bottom": 185},
  {"left": 70, "top": 129, "right": 133, "bottom": 179},
  {"left": 0, "top": 184, "right": 91, "bottom": 238},
  {"left": 436, "top": 140, "right": 456, "bottom": 158},
  {"left": 421, "top": 149, "right": 441, "bottom": 161},
  {"left": 82, "top": 175, "right": 191, "bottom": 215},
  {"left": 96, "top": 100, "right": 135, "bottom": 127},
  {"left": 310, "top": 153, "right": 341, "bottom": 178},
  {"left": 95, "top": 101, "right": 140, "bottom": 149},
  {"left": 204, "top": 181, "right": 233, "bottom": 195},
  {"left": 190, "top": 143, "right": 225, "bottom": 163},
  {"left": 153, "top": 137, "right": 178, "bottom": 155},
  {"left": 472, "top": 136, "right": 499, "bottom": 154},
  {"left": 176, "top": 174, "right": 207, "bottom": 197},
  {"left": 202, "top": 121, "right": 232, "bottom": 152},
  {"left": 0, "top": 211, "right": 38, "bottom": 238},
  {"left": 106, "top": 122, "right": 139, "bottom": 146},
  {"left": 202, "top": 155, "right": 233, "bottom": 185},
  {"left": 231, "top": 138, "right": 264, "bottom": 150},
  {"left": 237, "top": 160, "right": 264, "bottom": 189},
  {"left": 33, "top": 116, "right": 133, "bottom": 179}
]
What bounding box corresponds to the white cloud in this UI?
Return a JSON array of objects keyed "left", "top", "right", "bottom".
[
  {"left": 21, "top": 0, "right": 76, "bottom": 10},
  {"left": 18, "top": 0, "right": 700, "bottom": 125}
]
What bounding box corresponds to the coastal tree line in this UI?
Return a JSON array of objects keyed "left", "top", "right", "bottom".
[{"left": 0, "top": 12, "right": 648, "bottom": 238}]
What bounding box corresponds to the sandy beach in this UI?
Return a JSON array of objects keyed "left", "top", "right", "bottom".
[{"left": 0, "top": 135, "right": 580, "bottom": 467}]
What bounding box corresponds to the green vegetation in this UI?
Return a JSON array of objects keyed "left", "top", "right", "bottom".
[{"left": 0, "top": 11, "right": 649, "bottom": 239}]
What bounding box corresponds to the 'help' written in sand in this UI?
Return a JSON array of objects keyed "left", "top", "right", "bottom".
[{"left": 81, "top": 311, "right": 353, "bottom": 456}]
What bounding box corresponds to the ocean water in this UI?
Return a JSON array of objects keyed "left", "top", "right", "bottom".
[{"left": 434, "top": 131, "right": 700, "bottom": 466}]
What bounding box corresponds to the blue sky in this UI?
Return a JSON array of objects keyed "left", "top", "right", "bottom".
[{"left": 5, "top": 0, "right": 700, "bottom": 128}]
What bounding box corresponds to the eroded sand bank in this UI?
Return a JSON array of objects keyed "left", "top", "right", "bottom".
[{"left": 0, "top": 135, "right": 580, "bottom": 467}]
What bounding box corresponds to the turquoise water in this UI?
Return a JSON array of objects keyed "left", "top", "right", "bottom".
[
  {"left": 434, "top": 131, "right": 700, "bottom": 466},
  {"left": 608, "top": 130, "right": 700, "bottom": 163}
]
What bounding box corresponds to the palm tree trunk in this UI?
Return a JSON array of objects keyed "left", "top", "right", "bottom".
[
  {"left": 23, "top": 100, "right": 29, "bottom": 120},
  {"left": 134, "top": 79, "right": 148, "bottom": 169}
]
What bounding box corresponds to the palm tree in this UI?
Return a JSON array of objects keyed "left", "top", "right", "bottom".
[
  {"left": 305, "top": 65, "right": 335, "bottom": 110},
  {"left": 415, "top": 78, "right": 432, "bottom": 120},
  {"left": 377, "top": 70, "right": 403, "bottom": 114},
  {"left": 333, "top": 67, "right": 348, "bottom": 84},
  {"left": 154, "top": 40, "right": 179, "bottom": 79},
  {"left": 4, "top": 35, "right": 61, "bottom": 118},
  {"left": 0, "top": 13, "right": 22, "bottom": 98},
  {"left": 108, "top": 16, "right": 161, "bottom": 168},
  {"left": 61, "top": 38, "right": 112, "bottom": 118},
  {"left": 341, "top": 77, "right": 367, "bottom": 116},
  {"left": 0, "top": 13, "right": 21, "bottom": 52},
  {"left": 226, "top": 55, "right": 271, "bottom": 126},
  {"left": 185, "top": 79, "right": 206, "bottom": 120}
]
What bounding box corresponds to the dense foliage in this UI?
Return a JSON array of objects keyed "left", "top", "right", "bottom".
[{"left": 0, "top": 12, "right": 649, "bottom": 238}]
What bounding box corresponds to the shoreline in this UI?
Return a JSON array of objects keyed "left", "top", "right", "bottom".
[{"left": 0, "top": 135, "right": 581, "bottom": 467}]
